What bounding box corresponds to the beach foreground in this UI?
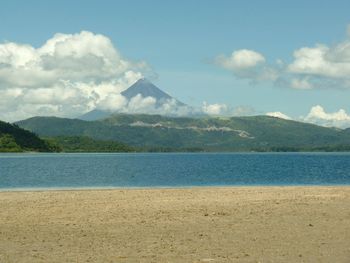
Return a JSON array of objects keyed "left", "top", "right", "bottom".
[{"left": 0, "top": 187, "right": 349, "bottom": 262}]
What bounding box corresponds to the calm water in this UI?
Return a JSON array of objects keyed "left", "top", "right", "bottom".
[{"left": 0, "top": 153, "right": 350, "bottom": 190}]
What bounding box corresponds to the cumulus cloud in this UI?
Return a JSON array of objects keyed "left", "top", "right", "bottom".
[
  {"left": 97, "top": 94, "right": 128, "bottom": 112},
  {"left": 214, "top": 25, "right": 350, "bottom": 89},
  {"left": 285, "top": 25, "right": 350, "bottom": 89},
  {"left": 0, "top": 31, "right": 148, "bottom": 122},
  {"left": 157, "top": 98, "right": 194, "bottom": 116},
  {"left": 303, "top": 105, "right": 350, "bottom": 128},
  {"left": 266, "top": 111, "right": 292, "bottom": 120},
  {"left": 202, "top": 102, "right": 228, "bottom": 115},
  {"left": 288, "top": 44, "right": 350, "bottom": 79},
  {"left": 214, "top": 49, "right": 278, "bottom": 82},
  {"left": 215, "top": 49, "right": 265, "bottom": 70},
  {"left": 127, "top": 94, "right": 157, "bottom": 113}
]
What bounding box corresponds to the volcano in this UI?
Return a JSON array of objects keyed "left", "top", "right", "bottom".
[{"left": 79, "top": 78, "right": 187, "bottom": 121}]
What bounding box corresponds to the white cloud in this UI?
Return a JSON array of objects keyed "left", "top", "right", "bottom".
[
  {"left": 202, "top": 102, "right": 228, "bottom": 115},
  {"left": 125, "top": 96, "right": 196, "bottom": 116},
  {"left": 201, "top": 103, "right": 256, "bottom": 117},
  {"left": 215, "top": 49, "right": 265, "bottom": 70},
  {"left": 97, "top": 94, "right": 195, "bottom": 116},
  {"left": 127, "top": 94, "right": 157, "bottom": 112},
  {"left": 158, "top": 98, "right": 194, "bottom": 116},
  {"left": 0, "top": 31, "right": 148, "bottom": 121},
  {"left": 288, "top": 44, "right": 350, "bottom": 79},
  {"left": 266, "top": 111, "right": 292, "bottom": 120},
  {"left": 214, "top": 49, "right": 278, "bottom": 82},
  {"left": 286, "top": 31, "right": 350, "bottom": 89},
  {"left": 97, "top": 94, "right": 128, "bottom": 112},
  {"left": 303, "top": 105, "right": 350, "bottom": 128}
]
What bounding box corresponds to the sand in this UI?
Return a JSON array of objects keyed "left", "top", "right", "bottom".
[{"left": 0, "top": 187, "right": 349, "bottom": 262}]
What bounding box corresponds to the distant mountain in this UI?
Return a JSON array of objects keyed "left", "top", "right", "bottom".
[
  {"left": 121, "top": 78, "right": 185, "bottom": 106},
  {"left": 16, "top": 114, "right": 350, "bottom": 152},
  {"left": 0, "top": 120, "right": 58, "bottom": 152},
  {"left": 80, "top": 78, "right": 187, "bottom": 121}
]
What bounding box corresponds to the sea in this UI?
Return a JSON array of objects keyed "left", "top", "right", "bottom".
[{"left": 0, "top": 152, "right": 349, "bottom": 190}]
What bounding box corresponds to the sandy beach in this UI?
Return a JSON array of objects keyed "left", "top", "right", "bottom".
[{"left": 0, "top": 187, "right": 349, "bottom": 262}]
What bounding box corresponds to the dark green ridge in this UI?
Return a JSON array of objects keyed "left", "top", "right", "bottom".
[{"left": 0, "top": 120, "right": 58, "bottom": 152}]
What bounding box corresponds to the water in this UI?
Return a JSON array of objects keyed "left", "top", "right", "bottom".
[{"left": 0, "top": 153, "right": 349, "bottom": 190}]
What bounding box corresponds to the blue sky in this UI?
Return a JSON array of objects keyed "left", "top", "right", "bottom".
[{"left": 1, "top": 0, "right": 350, "bottom": 126}]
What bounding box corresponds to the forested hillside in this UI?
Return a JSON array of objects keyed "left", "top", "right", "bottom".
[
  {"left": 16, "top": 114, "right": 350, "bottom": 152},
  {"left": 0, "top": 121, "right": 58, "bottom": 152}
]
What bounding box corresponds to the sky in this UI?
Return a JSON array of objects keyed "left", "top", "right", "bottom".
[{"left": 1, "top": 0, "right": 350, "bottom": 127}]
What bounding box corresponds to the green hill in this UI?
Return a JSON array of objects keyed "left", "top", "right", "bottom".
[
  {"left": 16, "top": 114, "right": 350, "bottom": 152},
  {"left": 0, "top": 120, "right": 59, "bottom": 152}
]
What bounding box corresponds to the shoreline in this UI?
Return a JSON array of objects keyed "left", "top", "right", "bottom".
[
  {"left": 1, "top": 184, "right": 350, "bottom": 193},
  {"left": 1, "top": 186, "right": 350, "bottom": 262},
  {"left": 1, "top": 151, "right": 350, "bottom": 154}
]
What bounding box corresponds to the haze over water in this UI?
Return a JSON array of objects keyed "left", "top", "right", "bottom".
[{"left": 1, "top": 153, "right": 350, "bottom": 190}]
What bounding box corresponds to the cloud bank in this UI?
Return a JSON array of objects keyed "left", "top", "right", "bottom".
[{"left": 0, "top": 31, "right": 149, "bottom": 121}]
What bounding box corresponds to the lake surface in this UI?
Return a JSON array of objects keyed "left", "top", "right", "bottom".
[{"left": 0, "top": 153, "right": 350, "bottom": 190}]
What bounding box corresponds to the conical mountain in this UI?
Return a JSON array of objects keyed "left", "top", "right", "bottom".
[
  {"left": 122, "top": 78, "right": 171, "bottom": 100},
  {"left": 121, "top": 78, "right": 185, "bottom": 106},
  {"left": 79, "top": 78, "right": 187, "bottom": 121}
]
